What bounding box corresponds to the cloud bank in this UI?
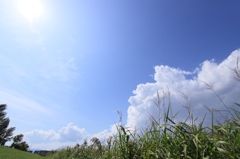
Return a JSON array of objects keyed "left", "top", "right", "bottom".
[
  {"left": 24, "top": 122, "right": 120, "bottom": 150},
  {"left": 126, "top": 49, "right": 240, "bottom": 130},
  {"left": 24, "top": 49, "right": 240, "bottom": 150},
  {"left": 24, "top": 123, "right": 89, "bottom": 150},
  {"left": 25, "top": 123, "right": 88, "bottom": 143}
]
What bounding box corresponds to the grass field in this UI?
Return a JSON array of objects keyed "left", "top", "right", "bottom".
[
  {"left": 46, "top": 61, "right": 240, "bottom": 158},
  {"left": 0, "top": 146, "right": 44, "bottom": 159},
  {"left": 46, "top": 60, "right": 240, "bottom": 158},
  {"left": 45, "top": 100, "right": 240, "bottom": 159},
  {"left": 2, "top": 59, "right": 240, "bottom": 159}
]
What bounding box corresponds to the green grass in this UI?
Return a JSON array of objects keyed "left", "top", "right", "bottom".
[
  {"left": 1, "top": 102, "right": 238, "bottom": 159},
  {"left": 45, "top": 100, "right": 240, "bottom": 159},
  {"left": 0, "top": 146, "right": 44, "bottom": 159},
  {"left": 46, "top": 57, "right": 240, "bottom": 159},
  {"left": 2, "top": 57, "right": 238, "bottom": 159}
]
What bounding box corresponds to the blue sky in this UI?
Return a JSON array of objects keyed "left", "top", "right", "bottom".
[{"left": 1, "top": 0, "right": 240, "bottom": 150}]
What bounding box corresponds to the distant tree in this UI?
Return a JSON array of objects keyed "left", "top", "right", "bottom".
[
  {"left": 10, "top": 134, "right": 29, "bottom": 151},
  {"left": 0, "top": 104, "right": 15, "bottom": 146}
]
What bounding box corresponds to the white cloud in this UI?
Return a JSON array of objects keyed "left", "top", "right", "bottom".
[
  {"left": 22, "top": 49, "right": 240, "bottom": 150},
  {"left": 126, "top": 49, "right": 240, "bottom": 130},
  {"left": 24, "top": 122, "right": 120, "bottom": 150},
  {"left": 59, "top": 123, "right": 88, "bottom": 142},
  {"left": 24, "top": 123, "right": 89, "bottom": 148},
  {"left": 24, "top": 129, "right": 59, "bottom": 143},
  {"left": 91, "top": 123, "right": 119, "bottom": 143}
]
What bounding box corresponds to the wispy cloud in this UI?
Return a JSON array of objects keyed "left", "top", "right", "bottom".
[
  {"left": 0, "top": 90, "right": 49, "bottom": 114},
  {"left": 39, "top": 55, "right": 79, "bottom": 82},
  {"left": 0, "top": 52, "right": 79, "bottom": 90},
  {"left": 0, "top": 52, "right": 80, "bottom": 129},
  {"left": 0, "top": 89, "right": 54, "bottom": 132}
]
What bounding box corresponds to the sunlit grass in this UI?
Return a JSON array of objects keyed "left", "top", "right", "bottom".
[
  {"left": 0, "top": 146, "right": 44, "bottom": 159},
  {"left": 46, "top": 58, "right": 240, "bottom": 159},
  {"left": 46, "top": 101, "right": 240, "bottom": 159}
]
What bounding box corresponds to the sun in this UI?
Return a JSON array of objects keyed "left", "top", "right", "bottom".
[{"left": 18, "top": 0, "right": 43, "bottom": 21}]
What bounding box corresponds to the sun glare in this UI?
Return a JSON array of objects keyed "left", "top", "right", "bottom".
[{"left": 18, "top": 0, "right": 43, "bottom": 21}]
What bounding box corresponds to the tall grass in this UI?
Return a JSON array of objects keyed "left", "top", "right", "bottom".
[{"left": 46, "top": 58, "right": 240, "bottom": 159}]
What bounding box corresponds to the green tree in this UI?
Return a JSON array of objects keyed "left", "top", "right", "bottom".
[
  {"left": 10, "top": 134, "right": 29, "bottom": 151},
  {"left": 0, "top": 104, "right": 15, "bottom": 145}
]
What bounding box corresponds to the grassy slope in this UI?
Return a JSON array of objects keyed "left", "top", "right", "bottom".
[{"left": 0, "top": 146, "right": 44, "bottom": 159}]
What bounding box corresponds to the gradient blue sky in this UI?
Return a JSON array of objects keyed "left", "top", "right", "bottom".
[{"left": 1, "top": 0, "right": 240, "bottom": 150}]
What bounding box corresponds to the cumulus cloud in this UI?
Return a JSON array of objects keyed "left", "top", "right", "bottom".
[
  {"left": 23, "top": 49, "right": 240, "bottom": 150},
  {"left": 58, "top": 123, "right": 88, "bottom": 142},
  {"left": 24, "top": 129, "right": 59, "bottom": 143},
  {"left": 91, "top": 123, "right": 119, "bottom": 143},
  {"left": 24, "top": 123, "right": 121, "bottom": 150},
  {"left": 126, "top": 49, "right": 240, "bottom": 130},
  {"left": 24, "top": 123, "right": 89, "bottom": 146}
]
